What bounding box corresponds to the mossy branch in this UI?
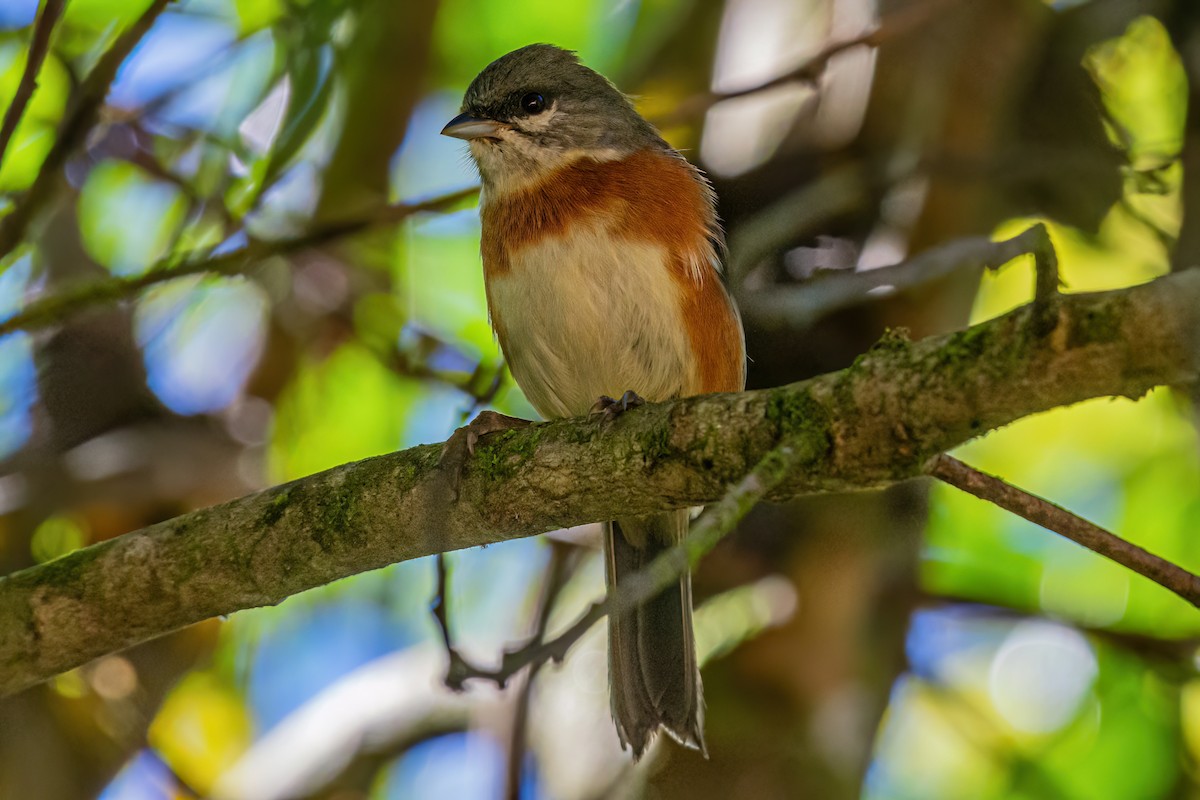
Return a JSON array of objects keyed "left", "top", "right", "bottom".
[{"left": 0, "top": 269, "right": 1198, "bottom": 696}]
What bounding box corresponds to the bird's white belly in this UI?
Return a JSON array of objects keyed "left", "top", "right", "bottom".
[{"left": 488, "top": 225, "right": 692, "bottom": 419}]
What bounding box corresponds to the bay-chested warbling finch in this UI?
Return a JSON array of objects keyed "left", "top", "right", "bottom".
[{"left": 442, "top": 44, "right": 746, "bottom": 758}]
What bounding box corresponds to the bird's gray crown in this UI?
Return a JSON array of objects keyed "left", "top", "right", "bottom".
[{"left": 460, "top": 44, "right": 665, "bottom": 154}]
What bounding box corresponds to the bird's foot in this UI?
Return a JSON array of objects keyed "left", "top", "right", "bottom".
[
  {"left": 437, "top": 410, "right": 532, "bottom": 500},
  {"left": 590, "top": 390, "right": 646, "bottom": 423}
]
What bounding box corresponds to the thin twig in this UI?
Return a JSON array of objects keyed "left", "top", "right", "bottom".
[
  {"left": 655, "top": 0, "right": 957, "bottom": 126},
  {"left": 0, "top": 0, "right": 955, "bottom": 333},
  {"left": 927, "top": 454, "right": 1200, "bottom": 608},
  {"left": 0, "top": 0, "right": 950, "bottom": 332},
  {"left": 433, "top": 442, "right": 802, "bottom": 692},
  {"left": 741, "top": 222, "right": 1054, "bottom": 332},
  {"left": 0, "top": 186, "right": 477, "bottom": 337},
  {"left": 0, "top": 0, "right": 176, "bottom": 263},
  {"left": 1025, "top": 223, "right": 1061, "bottom": 336},
  {"left": 503, "top": 540, "right": 579, "bottom": 800},
  {"left": 429, "top": 552, "right": 489, "bottom": 690},
  {"left": 0, "top": 0, "right": 67, "bottom": 172}
]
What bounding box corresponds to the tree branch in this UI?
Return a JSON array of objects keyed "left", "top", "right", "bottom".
[
  {"left": 656, "top": 0, "right": 958, "bottom": 125},
  {"left": 469, "top": 441, "right": 803, "bottom": 691},
  {"left": 740, "top": 221, "right": 1053, "bottom": 332},
  {"left": 502, "top": 540, "right": 577, "bottom": 800},
  {"left": 0, "top": 266, "right": 1198, "bottom": 696},
  {"left": 430, "top": 441, "right": 799, "bottom": 694},
  {"left": 0, "top": 0, "right": 175, "bottom": 264},
  {"left": 0, "top": 187, "right": 478, "bottom": 337},
  {"left": 0, "top": 0, "right": 950, "bottom": 334},
  {"left": 0, "top": 0, "right": 67, "bottom": 172},
  {"left": 927, "top": 454, "right": 1200, "bottom": 607}
]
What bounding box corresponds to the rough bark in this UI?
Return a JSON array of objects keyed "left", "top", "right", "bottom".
[{"left": 0, "top": 270, "right": 1197, "bottom": 696}]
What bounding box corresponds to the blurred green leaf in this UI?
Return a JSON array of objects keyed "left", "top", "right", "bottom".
[
  {"left": 1037, "top": 644, "right": 1180, "bottom": 799},
  {"left": 259, "top": 44, "right": 334, "bottom": 191},
  {"left": 0, "top": 121, "right": 53, "bottom": 191},
  {"left": 0, "top": 41, "right": 70, "bottom": 191},
  {"left": 1085, "top": 16, "right": 1187, "bottom": 168},
  {"left": 56, "top": 0, "right": 156, "bottom": 60},
  {"left": 269, "top": 342, "right": 416, "bottom": 480},
  {"left": 61, "top": 0, "right": 155, "bottom": 30},
  {"left": 234, "top": 0, "right": 286, "bottom": 34},
  {"left": 432, "top": 0, "right": 633, "bottom": 87},
  {"left": 0, "top": 40, "right": 69, "bottom": 120},
  {"left": 77, "top": 160, "right": 189, "bottom": 275},
  {"left": 398, "top": 218, "right": 499, "bottom": 362},
  {"left": 169, "top": 207, "right": 228, "bottom": 255}
]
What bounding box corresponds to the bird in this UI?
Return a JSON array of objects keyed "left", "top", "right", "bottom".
[{"left": 441, "top": 43, "right": 746, "bottom": 758}]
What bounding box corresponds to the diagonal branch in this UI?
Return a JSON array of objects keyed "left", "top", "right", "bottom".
[
  {"left": 656, "top": 0, "right": 958, "bottom": 125},
  {"left": 0, "top": 187, "right": 477, "bottom": 337},
  {"left": 741, "top": 222, "right": 1054, "bottom": 332},
  {"left": 0, "top": 0, "right": 176, "bottom": 263},
  {"left": 927, "top": 454, "right": 1200, "bottom": 607},
  {"left": 0, "top": 0, "right": 67, "bottom": 171},
  {"left": 431, "top": 442, "right": 801, "bottom": 693},
  {"left": 0, "top": 266, "right": 1197, "bottom": 696},
  {"left": 462, "top": 442, "right": 802, "bottom": 689}
]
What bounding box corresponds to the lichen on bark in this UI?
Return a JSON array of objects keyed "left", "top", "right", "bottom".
[{"left": 0, "top": 269, "right": 1195, "bottom": 696}]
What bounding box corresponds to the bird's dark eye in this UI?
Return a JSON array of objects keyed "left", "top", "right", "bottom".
[{"left": 521, "top": 93, "right": 546, "bottom": 114}]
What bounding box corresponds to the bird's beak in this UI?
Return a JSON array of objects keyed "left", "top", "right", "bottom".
[{"left": 441, "top": 113, "right": 505, "bottom": 140}]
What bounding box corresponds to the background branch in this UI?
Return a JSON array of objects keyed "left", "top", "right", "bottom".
[
  {"left": 0, "top": 187, "right": 478, "bottom": 337},
  {"left": 657, "top": 0, "right": 957, "bottom": 125},
  {"left": 740, "top": 222, "right": 1051, "bottom": 332},
  {"left": 431, "top": 442, "right": 800, "bottom": 695},
  {"left": 0, "top": 266, "right": 1197, "bottom": 696},
  {"left": 0, "top": 0, "right": 67, "bottom": 171},
  {"left": 502, "top": 540, "right": 578, "bottom": 800},
  {"left": 928, "top": 454, "right": 1200, "bottom": 606},
  {"left": 0, "top": 0, "right": 175, "bottom": 263},
  {"left": 0, "top": 0, "right": 952, "bottom": 336}
]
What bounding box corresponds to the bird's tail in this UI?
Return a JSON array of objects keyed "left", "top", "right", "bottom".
[{"left": 604, "top": 510, "right": 705, "bottom": 759}]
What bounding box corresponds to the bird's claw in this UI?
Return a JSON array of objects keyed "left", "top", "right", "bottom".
[
  {"left": 437, "top": 410, "right": 532, "bottom": 500},
  {"left": 590, "top": 390, "right": 646, "bottom": 423}
]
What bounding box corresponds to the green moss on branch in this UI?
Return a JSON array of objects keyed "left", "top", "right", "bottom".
[{"left": 0, "top": 270, "right": 1195, "bottom": 696}]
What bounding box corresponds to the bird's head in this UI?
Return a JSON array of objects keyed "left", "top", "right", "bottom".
[{"left": 442, "top": 44, "right": 664, "bottom": 194}]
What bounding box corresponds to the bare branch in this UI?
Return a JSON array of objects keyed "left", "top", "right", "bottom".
[
  {"left": 0, "top": 0, "right": 177, "bottom": 263},
  {"left": 741, "top": 222, "right": 1053, "bottom": 332},
  {"left": 0, "top": 187, "right": 478, "bottom": 337},
  {"left": 927, "top": 454, "right": 1200, "bottom": 607},
  {"left": 0, "top": 265, "right": 1197, "bottom": 696},
  {"left": 502, "top": 540, "right": 578, "bottom": 800},
  {"left": 466, "top": 442, "right": 802, "bottom": 699},
  {"left": 0, "top": 0, "right": 958, "bottom": 337},
  {"left": 430, "top": 551, "right": 502, "bottom": 690},
  {"left": 0, "top": 0, "right": 67, "bottom": 171},
  {"left": 656, "top": 0, "right": 959, "bottom": 126}
]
